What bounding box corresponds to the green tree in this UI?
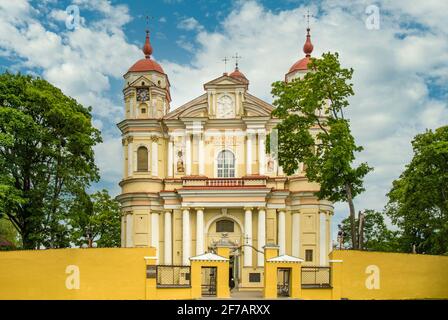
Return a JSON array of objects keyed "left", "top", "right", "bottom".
[
  {"left": 386, "top": 126, "right": 448, "bottom": 255},
  {"left": 0, "top": 72, "right": 102, "bottom": 249},
  {"left": 340, "top": 210, "right": 400, "bottom": 252},
  {"left": 0, "top": 217, "right": 20, "bottom": 250},
  {"left": 69, "top": 189, "right": 121, "bottom": 248},
  {"left": 271, "top": 52, "right": 372, "bottom": 249}
]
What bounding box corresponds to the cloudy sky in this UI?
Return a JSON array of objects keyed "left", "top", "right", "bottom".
[{"left": 0, "top": 0, "right": 447, "bottom": 239}]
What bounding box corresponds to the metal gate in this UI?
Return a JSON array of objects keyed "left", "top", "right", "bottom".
[
  {"left": 277, "top": 268, "right": 291, "bottom": 297},
  {"left": 201, "top": 267, "right": 217, "bottom": 297}
]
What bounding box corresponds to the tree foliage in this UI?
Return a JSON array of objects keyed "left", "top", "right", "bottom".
[
  {"left": 386, "top": 126, "right": 448, "bottom": 255},
  {"left": 340, "top": 210, "right": 400, "bottom": 252},
  {"left": 69, "top": 189, "right": 121, "bottom": 248},
  {"left": 271, "top": 52, "right": 372, "bottom": 248},
  {"left": 0, "top": 217, "right": 20, "bottom": 250},
  {"left": 0, "top": 72, "right": 102, "bottom": 249}
]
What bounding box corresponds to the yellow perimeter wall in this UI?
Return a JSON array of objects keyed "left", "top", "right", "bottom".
[
  {"left": 1, "top": 248, "right": 448, "bottom": 300},
  {"left": 0, "top": 247, "right": 152, "bottom": 300},
  {"left": 329, "top": 250, "right": 448, "bottom": 300}
]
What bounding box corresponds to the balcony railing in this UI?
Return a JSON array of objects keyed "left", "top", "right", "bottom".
[{"left": 181, "top": 176, "right": 267, "bottom": 188}]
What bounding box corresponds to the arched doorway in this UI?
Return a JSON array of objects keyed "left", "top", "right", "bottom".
[{"left": 207, "top": 217, "right": 242, "bottom": 290}]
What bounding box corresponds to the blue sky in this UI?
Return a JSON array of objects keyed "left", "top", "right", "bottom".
[{"left": 0, "top": 0, "right": 447, "bottom": 243}]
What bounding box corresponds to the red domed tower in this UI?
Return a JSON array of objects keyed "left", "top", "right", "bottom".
[
  {"left": 285, "top": 27, "right": 314, "bottom": 82},
  {"left": 123, "top": 29, "right": 171, "bottom": 120},
  {"left": 229, "top": 59, "right": 249, "bottom": 85}
]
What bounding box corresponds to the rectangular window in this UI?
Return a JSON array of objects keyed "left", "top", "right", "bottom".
[
  {"left": 249, "top": 273, "right": 261, "bottom": 283},
  {"left": 305, "top": 249, "right": 313, "bottom": 262},
  {"left": 216, "top": 220, "right": 234, "bottom": 233}
]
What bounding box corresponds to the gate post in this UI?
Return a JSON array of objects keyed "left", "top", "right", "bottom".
[
  {"left": 190, "top": 260, "right": 202, "bottom": 299},
  {"left": 263, "top": 244, "right": 279, "bottom": 298},
  {"left": 144, "top": 248, "right": 158, "bottom": 300},
  {"left": 216, "top": 243, "right": 231, "bottom": 298}
]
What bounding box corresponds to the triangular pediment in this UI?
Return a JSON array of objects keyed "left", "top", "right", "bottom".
[
  {"left": 204, "top": 74, "right": 247, "bottom": 88},
  {"left": 128, "top": 75, "right": 156, "bottom": 88},
  {"left": 190, "top": 252, "right": 229, "bottom": 261},
  {"left": 267, "top": 254, "right": 304, "bottom": 263},
  {"left": 164, "top": 93, "right": 208, "bottom": 119},
  {"left": 243, "top": 93, "right": 274, "bottom": 117}
]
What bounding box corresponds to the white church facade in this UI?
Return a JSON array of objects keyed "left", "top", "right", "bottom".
[{"left": 117, "top": 27, "right": 334, "bottom": 290}]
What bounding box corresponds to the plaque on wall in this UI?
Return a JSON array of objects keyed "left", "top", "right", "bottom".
[
  {"left": 146, "top": 265, "right": 157, "bottom": 278},
  {"left": 249, "top": 273, "right": 261, "bottom": 282}
]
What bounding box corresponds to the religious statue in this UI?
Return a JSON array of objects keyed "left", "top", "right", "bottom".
[
  {"left": 177, "top": 150, "right": 184, "bottom": 173},
  {"left": 267, "top": 155, "right": 274, "bottom": 172}
]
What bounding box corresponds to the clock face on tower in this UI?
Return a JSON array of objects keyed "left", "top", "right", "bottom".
[
  {"left": 216, "top": 95, "right": 235, "bottom": 119},
  {"left": 136, "top": 88, "right": 149, "bottom": 102}
]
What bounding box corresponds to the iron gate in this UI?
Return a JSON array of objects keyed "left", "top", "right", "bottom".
[
  {"left": 201, "top": 267, "right": 217, "bottom": 297},
  {"left": 277, "top": 268, "right": 291, "bottom": 297}
]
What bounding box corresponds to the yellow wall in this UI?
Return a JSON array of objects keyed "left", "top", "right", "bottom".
[
  {"left": 2, "top": 248, "right": 447, "bottom": 300},
  {"left": 330, "top": 250, "right": 448, "bottom": 300},
  {"left": 0, "top": 247, "right": 153, "bottom": 300}
]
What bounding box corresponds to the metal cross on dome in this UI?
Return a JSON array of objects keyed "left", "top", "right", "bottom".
[
  {"left": 304, "top": 8, "right": 314, "bottom": 29},
  {"left": 232, "top": 52, "right": 242, "bottom": 69},
  {"left": 145, "top": 15, "right": 155, "bottom": 31},
  {"left": 222, "top": 56, "right": 230, "bottom": 73}
]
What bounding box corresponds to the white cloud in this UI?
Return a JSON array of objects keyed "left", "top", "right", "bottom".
[
  {"left": 161, "top": 0, "right": 448, "bottom": 234},
  {"left": 178, "top": 17, "right": 204, "bottom": 32},
  {"left": 0, "top": 0, "right": 446, "bottom": 236},
  {"left": 0, "top": 0, "right": 139, "bottom": 194}
]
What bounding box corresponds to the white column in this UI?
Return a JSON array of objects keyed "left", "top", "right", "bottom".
[
  {"left": 168, "top": 139, "right": 174, "bottom": 177},
  {"left": 130, "top": 96, "right": 134, "bottom": 118},
  {"left": 127, "top": 139, "right": 133, "bottom": 176},
  {"left": 151, "top": 138, "right": 158, "bottom": 176},
  {"left": 198, "top": 134, "right": 205, "bottom": 175},
  {"left": 278, "top": 210, "right": 286, "bottom": 255},
  {"left": 196, "top": 208, "right": 204, "bottom": 256},
  {"left": 164, "top": 211, "right": 172, "bottom": 264},
  {"left": 320, "top": 212, "right": 327, "bottom": 266},
  {"left": 151, "top": 212, "right": 159, "bottom": 262},
  {"left": 126, "top": 213, "right": 133, "bottom": 247},
  {"left": 246, "top": 132, "right": 252, "bottom": 175},
  {"left": 182, "top": 208, "right": 191, "bottom": 265},
  {"left": 258, "top": 130, "right": 266, "bottom": 175},
  {"left": 244, "top": 207, "right": 253, "bottom": 267},
  {"left": 185, "top": 134, "right": 192, "bottom": 175},
  {"left": 257, "top": 208, "right": 266, "bottom": 267},
  {"left": 292, "top": 211, "right": 300, "bottom": 257}
]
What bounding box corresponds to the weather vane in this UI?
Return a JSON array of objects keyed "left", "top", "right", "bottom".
[
  {"left": 222, "top": 56, "right": 230, "bottom": 73},
  {"left": 232, "top": 52, "right": 242, "bottom": 69}
]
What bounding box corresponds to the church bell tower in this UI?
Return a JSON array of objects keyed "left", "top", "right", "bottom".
[{"left": 117, "top": 29, "right": 170, "bottom": 250}]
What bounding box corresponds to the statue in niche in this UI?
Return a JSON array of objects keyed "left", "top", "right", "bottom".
[
  {"left": 177, "top": 150, "right": 184, "bottom": 173},
  {"left": 267, "top": 154, "right": 275, "bottom": 172}
]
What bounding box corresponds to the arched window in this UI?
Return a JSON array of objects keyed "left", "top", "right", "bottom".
[
  {"left": 217, "top": 150, "right": 235, "bottom": 178},
  {"left": 137, "top": 146, "right": 148, "bottom": 171}
]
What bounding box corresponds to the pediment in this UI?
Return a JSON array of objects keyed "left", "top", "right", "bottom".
[
  {"left": 204, "top": 74, "right": 246, "bottom": 88},
  {"left": 243, "top": 93, "right": 274, "bottom": 117},
  {"left": 164, "top": 94, "right": 208, "bottom": 119},
  {"left": 128, "top": 75, "right": 156, "bottom": 88}
]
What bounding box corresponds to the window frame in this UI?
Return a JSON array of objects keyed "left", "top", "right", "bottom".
[
  {"left": 216, "top": 150, "right": 236, "bottom": 178},
  {"left": 137, "top": 146, "right": 149, "bottom": 172}
]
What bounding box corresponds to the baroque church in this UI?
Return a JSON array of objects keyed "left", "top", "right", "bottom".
[{"left": 117, "top": 27, "right": 333, "bottom": 290}]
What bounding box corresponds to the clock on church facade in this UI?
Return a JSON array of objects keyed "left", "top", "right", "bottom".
[{"left": 116, "top": 28, "right": 333, "bottom": 291}]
